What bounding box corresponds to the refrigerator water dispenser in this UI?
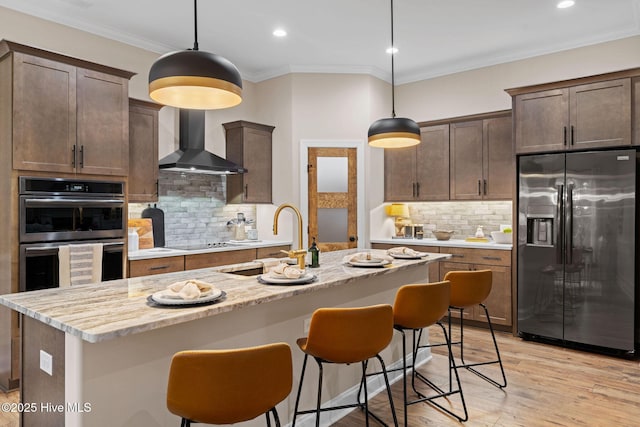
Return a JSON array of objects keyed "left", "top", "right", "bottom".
[{"left": 526, "top": 217, "right": 553, "bottom": 246}]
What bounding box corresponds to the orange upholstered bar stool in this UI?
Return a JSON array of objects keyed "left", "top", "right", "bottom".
[
  {"left": 292, "top": 304, "right": 398, "bottom": 427},
  {"left": 166, "top": 343, "right": 293, "bottom": 427},
  {"left": 444, "top": 269, "right": 507, "bottom": 388},
  {"left": 392, "top": 281, "right": 468, "bottom": 424}
]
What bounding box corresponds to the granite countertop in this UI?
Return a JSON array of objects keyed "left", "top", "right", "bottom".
[
  {"left": 128, "top": 239, "right": 293, "bottom": 260},
  {"left": 371, "top": 237, "right": 512, "bottom": 251},
  {"left": 0, "top": 249, "right": 449, "bottom": 343}
]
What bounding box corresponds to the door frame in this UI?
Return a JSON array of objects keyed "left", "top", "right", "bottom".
[{"left": 300, "top": 139, "right": 365, "bottom": 250}]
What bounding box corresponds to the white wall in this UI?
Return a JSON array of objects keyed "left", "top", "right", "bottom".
[{"left": 398, "top": 35, "right": 640, "bottom": 122}]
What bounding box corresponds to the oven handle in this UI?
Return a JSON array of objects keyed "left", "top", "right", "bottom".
[
  {"left": 24, "top": 241, "right": 124, "bottom": 253},
  {"left": 23, "top": 198, "right": 124, "bottom": 206}
]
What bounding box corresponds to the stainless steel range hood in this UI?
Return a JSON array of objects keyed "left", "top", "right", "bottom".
[{"left": 159, "top": 109, "right": 246, "bottom": 175}]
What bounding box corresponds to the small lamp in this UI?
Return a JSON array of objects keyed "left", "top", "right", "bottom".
[{"left": 386, "top": 203, "right": 410, "bottom": 237}]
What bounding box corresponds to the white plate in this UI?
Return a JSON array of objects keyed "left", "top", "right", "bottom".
[
  {"left": 150, "top": 288, "right": 224, "bottom": 305},
  {"left": 389, "top": 252, "right": 427, "bottom": 259},
  {"left": 348, "top": 260, "right": 392, "bottom": 268},
  {"left": 257, "top": 273, "right": 317, "bottom": 285}
]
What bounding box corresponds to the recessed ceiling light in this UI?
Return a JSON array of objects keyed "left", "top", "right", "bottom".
[
  {"left": 273, "top": 28, "right": 287, "bottom": 37},
  {"left": 557, "top": 0, "right": 575, "bottom": 9},
  {"left": 386, "top": 46, "right": 398, "bottom": 54}
]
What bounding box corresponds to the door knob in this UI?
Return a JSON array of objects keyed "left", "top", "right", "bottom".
[{"left": 349, "top": 236, "right": 357, "bottom": 242}]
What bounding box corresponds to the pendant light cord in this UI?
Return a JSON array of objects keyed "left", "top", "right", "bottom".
[
  {"left": 390, "top": 0, "right": 396, "bottom": 118},
  {"left": 192, "top": 0, "right": 199, "bottom": 51}
]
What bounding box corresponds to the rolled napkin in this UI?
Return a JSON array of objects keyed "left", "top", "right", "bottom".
[
  {"left": 342, "top": 252, "right": 393, "bottom": 264},
  {"left": 268, "top": 262, "right": 305, "bottom": 279},
  {"left": 162, "top": 279, "right": 215, "bottom": 300},
  {"left": 387, "top": 247, "right": 422, "bottom": 257}
]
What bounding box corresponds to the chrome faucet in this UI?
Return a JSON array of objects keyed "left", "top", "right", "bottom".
[{"left": 273, "top": 203, "right": 307, "bottom": 269}]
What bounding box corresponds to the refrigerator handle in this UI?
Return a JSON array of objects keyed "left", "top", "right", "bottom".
[
  {"left": 556, "top": 184, "right": 564, "bottom": 264},
  {"left": 567, "top": 185, "right": 574, "bottom": 265}
]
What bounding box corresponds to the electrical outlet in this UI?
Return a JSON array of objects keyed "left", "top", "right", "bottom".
[
  {"left": 303, "top": 318, "right": 311, "bottom": 334},
  {"left": 40, "top": 350, "right": 53, "bottom": 376}
]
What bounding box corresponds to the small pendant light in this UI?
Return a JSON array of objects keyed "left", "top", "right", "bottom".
[
  {"left": 368, "top": 0, "right": 420, "bottom": 148},
  {"left": 149, "top": 0, "right": 243, "bottom": 110}
]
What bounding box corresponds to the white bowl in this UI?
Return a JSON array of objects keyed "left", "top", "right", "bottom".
[{"left": 491, "top": 231, "right": 512, "bottom": 244}]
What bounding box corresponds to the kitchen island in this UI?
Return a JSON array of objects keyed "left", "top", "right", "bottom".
[{"left": 0, "top": 248, "right": 449, "bottom": 427}]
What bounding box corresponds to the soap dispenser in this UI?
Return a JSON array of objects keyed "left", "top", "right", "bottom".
[{"left": 308, "top": 237, "right": 320, "bottom": 268}]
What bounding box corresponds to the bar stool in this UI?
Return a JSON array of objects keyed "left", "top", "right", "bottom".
[
  {"left": 292, "top": 304, "right": 398, "bottom": 427},
  {"left": 392, "top": 281, "right": 468, "bottom": 424},
  {"left": 445, "top": 269, "right": 507, "bottom": 389},
  {"left": 166, "top": 342, "right": 293, "bottom": 427}
]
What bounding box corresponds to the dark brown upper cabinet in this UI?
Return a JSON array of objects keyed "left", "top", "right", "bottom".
[
  {"left": 223, "top": 121, "right": 275, "bottom": 204},
  {"left": 510, "top": 76, "right": 632, "bottom": 154},
  {"left": 384, "top": 124, "right": 450, "bottom": 202},
  {"left": 450, "top": 114, "right": 513, "bottom": 200},
  {"left": 2, "top": 41, "right": 134, "bottom": 176},
  {"left": 129, "top": 99, "right": 162, "bottom": 203}
]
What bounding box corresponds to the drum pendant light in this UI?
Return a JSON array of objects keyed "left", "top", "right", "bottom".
[
  {"left": 149, "top": 0, "right": 242, "bottom": 110},
  {"left": 368, "top": 0, "right": 420, "bottom": 148}
]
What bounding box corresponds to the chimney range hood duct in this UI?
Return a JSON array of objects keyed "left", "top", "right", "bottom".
[{"left": 158, "top": 109, "right": 246, "bottom": 174}]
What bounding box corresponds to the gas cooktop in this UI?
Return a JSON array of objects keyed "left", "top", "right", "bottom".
[{"left": 166, "top": 242, "right": 234, "bottom": 251}]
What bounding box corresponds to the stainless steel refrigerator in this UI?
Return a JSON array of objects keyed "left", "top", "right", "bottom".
[{"left": 517, "top": 149, "right": 637, "bottom": 353}]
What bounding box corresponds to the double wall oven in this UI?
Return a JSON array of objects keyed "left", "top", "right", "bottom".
[{"left": 19, "top": 177, "right": 126, "bottom": 292}]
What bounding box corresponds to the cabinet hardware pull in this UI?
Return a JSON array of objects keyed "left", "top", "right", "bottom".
[
  {"left": 79, "top": 145, "right": 84, "bottom": 168},
  {"left": 483, "top": 179, "right": 487, "bottom": 195},
  {"left": 563, "top": 126, "right": 567, "bottom": 145},
  {"left": 478, "top": 180, "right": 481, "bottom": 195},
  {"left": 72, "top": 145, "right": 76, "bottom": 167},
  {"left": 416, "top": 182, "right": 420, "bottom": 197},
  {"left": 570, "top": 125, "right": 575, "bottom": 145},
  {"left": 156, "top": 180, "right": 159, "bottom": 197},
  {"left": 149, "top": 265, "right": 170, "bottom": 270},
  {"left": 452, "top": 254, "right": 465, "bottom": 258},
  {"left": 412, "top": 182, "right": 416, "bottom": 198},
  {"left": 244, "top": 184, "right": 248, "bottom": 198},
  {"left": 483, "top": 256, "right": 501, "bottom": 260}
]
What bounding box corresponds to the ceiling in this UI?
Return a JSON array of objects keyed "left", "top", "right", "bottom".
[{"left": 1, "top": 0, "right": 640, "bottom": 84}]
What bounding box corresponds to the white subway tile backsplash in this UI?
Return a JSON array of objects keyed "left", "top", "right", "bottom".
[
  {"left": 408, "top": 201, "right": 512, "bottom": 239},
  {"left": 129, "top": 171, "right": 256, "bottom": 247}
]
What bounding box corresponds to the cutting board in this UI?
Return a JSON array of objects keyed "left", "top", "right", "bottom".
[
  {"left": 128, "top": 218, "right": 154, "bottom": 249},
  {"left": 141, "top": 204, "right": 165, "bottom": 247}
]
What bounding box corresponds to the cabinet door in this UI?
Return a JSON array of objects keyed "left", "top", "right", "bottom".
[
  {"left": 473, "top": 264, "right": 512, "bottom": 326},
  {"left": 128, "top": 256, "right": 184, "bottom": 278},
  {"left": 439, "top": 261, "right": 475, "bottom": 321},
  {"left": 225, "top": 122, "right": 274, "bottom": 204},
  {"left": 242, "top": 127, "right": 272, "bottom": 203},
  {"left": 256, "top": 245, "right": 291, "bottom": 259},
  {"left": 569, "top": 78, "right": 631, "bottom": 150},
  {"left": 76, "top": 68, "right": 129, "bottom": 176},
  {"left": 483, "top": 115, "right": 514, "bottom": 200},
  {"left": 416, "top": 124, "right": 449, "bottom": 201},
  {"left": 384, "top": 146, "right": 417, "bottom": 201},
  {"left": 514, "top": 88, "right": 569, "bottom": 154},
  {"left": 12, "top": 53, "right": 77, "bottom": 173},
  {"left": 450, "top": 120, "right": 483, "bottom": 200},
  {"left": 129, "top": 100, "right": 160, "bottom": 202},
  {"left": 185, "top": 249, "right": 255, "bottom": 270}
]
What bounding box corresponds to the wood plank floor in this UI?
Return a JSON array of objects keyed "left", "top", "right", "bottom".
[
  {"left": 336, "top": 326, "right": 640, "bottom": 427},
  {"left": 0, "top": 326, "right": 638, "bottom": 426}
]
